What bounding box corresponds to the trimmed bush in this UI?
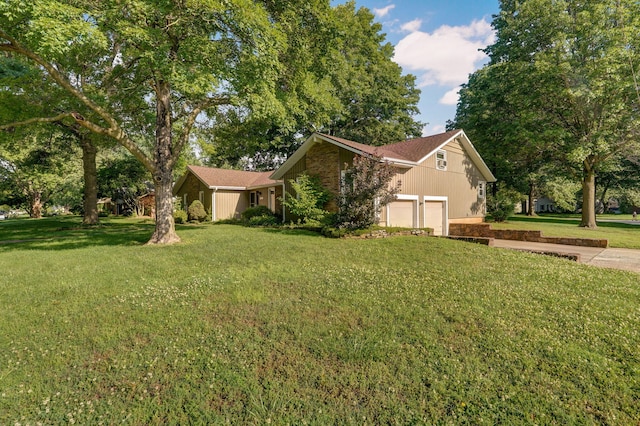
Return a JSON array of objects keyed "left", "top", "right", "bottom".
[
  {"left": 187, "top": 200, "right": 207, "bottom": 222},
  {"left": 173, "top": 209, "right": 188, "bottom": 224},
  {"left": 248, "top": 215, "right": 280, "bottom": 226},
  {"left": 241, "top": 205, "right": 274, "bottom": 221},
  {"left": 487, "top": 188, "right": 519, "bottom": 223}
]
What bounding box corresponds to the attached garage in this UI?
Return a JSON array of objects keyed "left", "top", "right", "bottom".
[
  {"left": 424, "top": 196, "right": 447, "bottom": 236},
  {"left": 387, "top": 196, "right": 418, "bottom": 228}
]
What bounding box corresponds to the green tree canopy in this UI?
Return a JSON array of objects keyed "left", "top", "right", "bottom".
[
  {"left": 0, "top": 0, "right": 294, "bottom": 243},
  {"left": 202, "top": 1, "right": 424, "bottom": 170},
  {"left": 454, "top": 0, "right": 640, "bottom": 227}
]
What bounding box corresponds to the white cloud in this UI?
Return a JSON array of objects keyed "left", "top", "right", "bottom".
[
  {"left": 400, "top": 18, "right": 422, "bottom": 33},
  {"left": 393, "top": 18, "right": 495, "bottom": 88},
  {"left": 373, "top": 4, "right": 395, "bottom": 18},
  {"left": 424, "top": 124, "right": 446, "bottom": 136},
  {"left": 439, "top": 86, "right": 461, "bottom": 106}
]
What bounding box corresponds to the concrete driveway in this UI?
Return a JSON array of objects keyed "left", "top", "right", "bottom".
[{"left": 492, "top": 239, "right": 640, "bottom": 274}]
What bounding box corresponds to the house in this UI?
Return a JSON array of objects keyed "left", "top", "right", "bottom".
[
  {"left": 138, "top": 192, "right": 156, "bottom": 218},
  {"left": 174, "top": 129, "right": 496, "bottom": 234},
  {"left": 270, "top": 129, "right": 496, "bottom": 235},
  {"left": 173, "top": 165, "right": 284, "bottom": 221}
]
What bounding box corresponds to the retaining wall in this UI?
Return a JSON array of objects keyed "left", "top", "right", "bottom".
[{"left": 449, "top": 223, "right": 608, "bottom": 248}]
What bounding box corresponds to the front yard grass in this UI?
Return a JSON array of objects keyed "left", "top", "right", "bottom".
[
  {"left": 490, "top": 214, "right": 640, "bottom": 249},
  {"left": 0, "top": 217, "right": 639, "bottom": 424}
]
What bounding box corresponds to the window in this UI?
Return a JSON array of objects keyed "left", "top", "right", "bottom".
[
  {"left": 199, "top": 191, "right": 204, "bottom": 204},
  {"left": 250, "top": 191, "right": 257, "bottom": 207},
  {"left": 478, "top": 181, "right": 486, "bottom": 199},
  {"left": 436, "top": 150, "right": 447, "bottom": 170},
  {"left": 183, "top": 193, "right": 188, "bottom": 209}
]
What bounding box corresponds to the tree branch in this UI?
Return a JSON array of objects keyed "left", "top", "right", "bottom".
[
  {"left": 0, "top": 29, "right": 156, "bottom": 173},
  {"left": 0, "top": 113, "right": 73, "bottom": 130},
  {"left": 172, "top": 96, "right": 230, "bottom": 165}
]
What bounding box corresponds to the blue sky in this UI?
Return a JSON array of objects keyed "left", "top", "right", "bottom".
[{"left": 340, "top": 0, "right": 500, "bottom": 136}]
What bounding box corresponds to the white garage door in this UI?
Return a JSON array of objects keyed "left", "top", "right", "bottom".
[
  {"left": 424, "top": 201, "right": 445, "bottom": 236},
  {"left": 388, "top": 200, "right": 415, "bottom": 228}
]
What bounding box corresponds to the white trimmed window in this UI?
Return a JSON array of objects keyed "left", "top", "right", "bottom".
[
  {"left": 436, "top": 150, "right": 447, "bottom": 170},
  {"left": 478, "top": 181, "right": 486, "bottom": 199}
]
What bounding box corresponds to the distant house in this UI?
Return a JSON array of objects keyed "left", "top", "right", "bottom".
[
  {"left": 535, "top": 197, "right": 556, "bottom": 213},
  {"left": 174, "top": 130, "right": 496, "bottom": 235},
  {"left": 138, "top": 192, "right": 156, "bottom": 218},
  {"left": 173, "top": 166, "right": 283, "bottom": 221}
]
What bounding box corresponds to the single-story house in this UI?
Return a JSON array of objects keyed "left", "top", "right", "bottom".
[
  {"left": 174, "top": 129, "right": 496, "bottom": 234},
  {"left": 173, "top": 165, "right": 284, "bottom": 221}
]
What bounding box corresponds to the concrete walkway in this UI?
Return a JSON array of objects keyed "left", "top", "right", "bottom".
[{"left": 492, "top": 239, "right": 640, "bottom": 274}]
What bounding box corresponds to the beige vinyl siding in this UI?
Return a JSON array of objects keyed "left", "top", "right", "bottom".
[
  {"left": 215, "top": 191, "right": 248, "bottom": 220},
  {"left": 392, "top": 139, "right": 486, "bottom": 223}
]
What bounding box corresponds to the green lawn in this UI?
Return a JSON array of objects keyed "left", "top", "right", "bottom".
[
  {"left": 1, "top": 217, "right": 639, "bottom": 424},
  {"left": 490, "top": 214, "right": 640, "bottom": 249}
]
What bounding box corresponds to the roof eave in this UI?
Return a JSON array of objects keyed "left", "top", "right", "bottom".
[
  {"left": 247, "top": 182, "right": 282, "bottom": 190},
  {"left": 210, "top": 185, "right": 247, "bottom": 191}
]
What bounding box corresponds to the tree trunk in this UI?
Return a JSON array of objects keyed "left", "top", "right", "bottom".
[
  {"left": 527, "top": 182, "right": 536, "bottom": 216},
  {"left": 580, "top": 162, "right": 597, "bottom": 228},
  {"left": 597, "top": 183, "right": 609, "bottom": 215},
  {"left": 81, "top": 136, "right": 99, "bottom": 225},
  {"left": 146, "top": 80, "right": 180, "bottom": 245},
  {"left": 30, "top": 190, "right": 42, "bottom": 218}
]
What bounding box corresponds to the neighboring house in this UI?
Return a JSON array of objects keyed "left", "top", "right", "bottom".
[
  {"left": 271, "top": 129, "right": 496, "bottom": 236},
  {"left": 138, "top": 192, "right": 156, "bottom": 218},
  {"left": 173, "top": 165, "right": 284, "bottom": 221},
  {"left": 535, "top": 197, "right": 556, "bottom": 213}
]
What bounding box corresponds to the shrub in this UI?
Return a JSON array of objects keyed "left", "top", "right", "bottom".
[
  {"left": 487, "top": 187, "right": 520, "bottom": 222},
  {"left": 241, "top": 205, "right": 273, "bottom": 221},
  {"left": 173, "top": 209, "right": 188, "bottom": 224},
  {"left": 281, "top": 174, "right": 331, "bottom": 225},
  {"left": 335, "top": 154, "right": 400, "bottom": 230},
  {"left": 248, "top": 215, "right": 280, "bottom": 227},
  {"left": 187, "top": 200, "right": 207, "bottom": 222}
]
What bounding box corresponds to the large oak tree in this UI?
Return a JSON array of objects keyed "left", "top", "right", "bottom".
[
  {"left": 0, "top": 0, "right": 288, "bottom": 243},
  {"left": 456, "top": 0, "right": 640, "bottom": 228}
]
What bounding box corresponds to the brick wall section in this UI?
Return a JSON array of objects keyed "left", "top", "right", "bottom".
[
  {"left": 449, "top": 223, "right": 609, "bottom": 248},
  {"left": 306, "top": 142, "right": 341, "bottom": 212}
]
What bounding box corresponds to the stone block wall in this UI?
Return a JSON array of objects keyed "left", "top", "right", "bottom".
[{"left": 449, "top": 223, "right": 608, "bottom": 248}]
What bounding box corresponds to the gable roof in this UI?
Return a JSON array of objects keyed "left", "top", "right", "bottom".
[
  {"left": 173, "top": 165, "right": 281, "bottom": 194},
  {"left": 270, "top": 130, "right": 496, "bottom": 182}
]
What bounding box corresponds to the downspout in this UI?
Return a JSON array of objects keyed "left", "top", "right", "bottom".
[
  {"left": 211, "top": 187, "right": 217, "bottom": 222},
  {"left": 281, "top": 182, "right": 286, "bottom": 223}
]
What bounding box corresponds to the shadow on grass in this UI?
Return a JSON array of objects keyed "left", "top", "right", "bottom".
[
  {"left": 507, "top": 215, "right": 639, "bottom": 229},
  {"left": 0, "top": 216, "right": 209, "bottom": 251}
]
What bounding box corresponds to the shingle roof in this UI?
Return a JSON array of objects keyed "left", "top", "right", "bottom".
[
  {"left": 318, "top": 129, "right": 462, "bottom": 163},
  {"left": 187, "top": 165, "right": 281, "bottom": 189},
  {"left": 381, "top": 129, "right": 463, "bottom": 162}
]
